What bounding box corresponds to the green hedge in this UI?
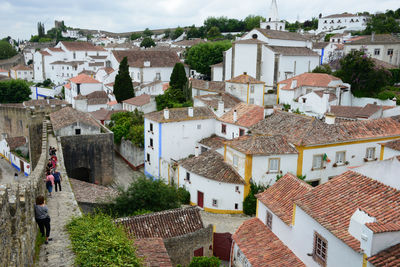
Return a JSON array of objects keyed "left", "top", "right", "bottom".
[
  {"left": 188, "top": 256, "right": 221, "bottom": 267},
  {"left": 66, "top": 213, "right": 142, "bottom": 267}
]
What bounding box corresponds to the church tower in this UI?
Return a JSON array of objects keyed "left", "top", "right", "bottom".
[{"left": 260, "top": 0, "right": 286, "bottom": 31}]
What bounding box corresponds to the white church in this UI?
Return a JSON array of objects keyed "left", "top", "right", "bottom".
[{"left": 213, "top": 0, "right": 320, "bottom": 92}]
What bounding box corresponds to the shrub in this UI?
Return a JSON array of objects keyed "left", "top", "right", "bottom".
[
  {"left": 188, "top": 256, "right": 221, "bottom": 267},
  {"left": 66, "top": 213, "right": 141, "bottom": 267},
  {"left": 177, "top": 187, "right": 190, "bottom": 204},
  {"left": 243, "top": 182, "right": 268, "bottom": 215},
  {"left": 377, "top": 91, "right": 396, "bottom": 100}
]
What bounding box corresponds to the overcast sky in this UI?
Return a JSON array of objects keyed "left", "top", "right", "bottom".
[{"left": 1, "top": 0, "right": 398, "bottom": 40}]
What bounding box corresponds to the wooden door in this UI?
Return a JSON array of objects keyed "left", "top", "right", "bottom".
[
  {"left": 194, "top": 247, "right": 203, "bottom": 257},
  {"left": 197, "top": 191, "right": 204, "bottom": 208},
  {"left": 20, "top": 160, "right": 24, "bottom": 173}
]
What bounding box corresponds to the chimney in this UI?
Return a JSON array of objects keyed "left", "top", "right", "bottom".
[
  {"left": 144, "top": 61, "right": 150, "bottom": 67},
  {"left": 371, "top": 32, "right": 375, "bottom": 42},
  {"left": 325, "top": 113, "right": 336, "bottom": 124},
  {"left": 163, "top": 108, "right": 169, "bottom": 119},
  {"left": 195, "top": 146, "right": 200, "bottom": 157},
  {"left": 217, "top": 100, "right": 224, "bottom": 117},
  {"left": 233, "top": 109, "right": 238, "bottom": 123},
  {"left": 188, "top": 107, "right": 193, "bottom": 117},
  {"left": 291, "top": 80, "right": 297, "bottom": 89}
]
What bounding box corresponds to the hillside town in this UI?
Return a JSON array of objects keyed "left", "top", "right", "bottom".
[{"left": 0, "top": 0, "right": 400, "bottom": 266}]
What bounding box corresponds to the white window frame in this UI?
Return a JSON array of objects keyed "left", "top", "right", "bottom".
[
  {"left": 249, "top": 98, "right": 254, "bottom": 104},
  {"left": 250, "top": 85, "right": 255, "bottom": 93},
  {"left": 335, "top": 151, "right": 345, "bottom": 164},
  {"left": 366, "top": 147, "right": 375, "bottom": 160},
  {"left": 233, "top": 155, "right": 238, "bottom": 167},
  {"left": 212, "top": 199, "right": 218, "bottom": 207},
  {"left": 313, "top": 155, "right": 323, "bottom": 169},
  {"left": 268, "top": 158, "right": 280, "bottom": 173},
  {"left": 374, "top": 48, "right": 380, "bottom": 55}
]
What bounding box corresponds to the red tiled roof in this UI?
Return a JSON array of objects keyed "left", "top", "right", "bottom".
[
  {"left": 145, "top": 107, "right": 215, "bottom": 123},
  {"left": 322, "top": 13, "right": 358, "bottom": 18},
  {"left": 256, "top": 173, "right": 312, "bottom": 225},
  {"left": 89, "top": 108, "right": 119, "bottom": 121},
  {"left": 226, "top": 74, "right": 265, "bottom": 84},
  {"left": 39, "top": 50, "right": 51, "bottom": 56},
  {"left": 64, "top": 83, "right": 71, "bottom": 89},
  {"left": 190, "top": 79, "right": 225, "bottom": 92},
  {"left": 69, "top": 73, "right": 100, "bottom": 84},
  {"left": 198, "top": 134, "right": 227, "bottom": 150},
  {"left": 122, "top": 94, "right": 151, "bottom": 106},
  {"left": 279, "top": 73, "right": 341, "bottom": 90},
  {"left": 69, "top": 178, "right": 118, "bottom": 204},
  {"left": 381, "top": 139, "right": 400, "bottom": 152},
  {"left": 112, "top": 50, "right": 180, "bottom": 68},
  {"left": 368, "top": 243, "right": 400, "bottom": 267},
  {"left": 232, "top": 218, "right": 305, "bottom": 267},
  {"left": 50, "top": 106, "right": 100, "bottom": 131},
  {"left": 0, "top": 68, "right": 8, "bottom": 73},
  {"left": 5, "top": 136, "right": 27, "bottom": 150},
  {"left": 295, "top": 170, "right": 400, "bottom": 252},
  {"left": 47, "top": 47, "right": 64, "bottom": 52},
  {"left": 11, "top": 64, "right": 32, "bottom": 71},
  {"left": 313, "top": 90, "right": 337, "bottom": 102},
  {"left": 194, "top": 93, "right": 241, "bottom": 111},
  {"left": 60, "top": 41, "right": 106, "bottom": 51},
  {"left": 102, "top": 67, "right": 114, "bottom": 74},
  {"left": 219, "top": 103, "right": 264, "bottom": 127},
  {"left": 135, "top": 238, "right": 173, "bottom": 267}
]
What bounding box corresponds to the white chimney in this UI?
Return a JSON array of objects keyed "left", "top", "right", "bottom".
[
  {"left": 322, "top": 90, "right": 330, "bottom": 113},
  {"left": 233, "top": 109, "right": 238, "bottom": 123},
  {"left": 291, "top": 80, "right": 297, "bottom": 89},
  {"left": 144, "top": 61, "right": 150, "bottom": 67},
  {"left": 325, "top": 113, "right": 336, "bottom": 124},
  {"left": 217, "top": 100, "right": 224, "bottom": 117},
  {"left": 195, "top": 146, "right": 200, "bottom": 157},
  {"left": 371, "top": 32, "right": 375, "bottom": 42},
  {"left": 188, "top": 107, "right": 194, "bottom": 117},
  {"left": 163, "top": 108, "right": 169, "bottom": 119}
]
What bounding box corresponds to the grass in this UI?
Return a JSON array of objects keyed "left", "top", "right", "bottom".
[{"left": 33, "top": 231, "right": 46, "bottom": 264}]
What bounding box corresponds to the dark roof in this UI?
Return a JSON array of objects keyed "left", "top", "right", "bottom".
[
  {"left": 60, "top": 41, "right": 106, "bottom": 51},
  {"left": 219, "top": 103, "right": 264, "bottom": 127},
  {"left": 122, "top": 94, "right": 151, "bottom": 106},
  {"left": 266, "top": 46, "right": 319, "bottom": 56},
  {"left": 190, "top": 79, "right": 225, "bottom": 93},
  {"left": 89, "top": 108, "right": 119, "bottom": 121},
  {"left": 5, "top": 136, "right": 27, "bottom": 150},
  {"left": 295, "top": 170, "right": 400, "bottom": 252},
  {"left": 381, "top": 139, "right": 400, "bottom": 152},
  {"left": 23, "top": 99, "right": 68, "bottom": 107},
  {"left": 144, "top": 107, "right": 215, "bottom": 123},
  {"left": 330, "top": 104, "right": 384, "bottom": 119},
  {"left": 179, "top": 150, "right": 245, "bottom": 185},
  {"left": 74, "top": 91, "right": 108, "bottom": 105},
  {"left": 194, "top": 93, "right": 241, "bottom": 110},
  {"left": 312, "top": 42, "right": 329, "bottom": 49},
  {"left": 372, "top": 58, "right": 399, "bottom": 69},
  {"left": 232, "top": 218, "right": 305, "bottom": 267},
  {"left": 89, "top": 55, "right": 107, "bottom": 60},
  {"left": 198, "top": 134, "right": 227, "bottom": 150},
  {"left": 69, "top": 178, "right": 118, "bottom": 204},
  {"left": 50, "top": 60, "right": 85, "bottom": 66},
  {"left": 255, "top": 28, "right": 307, "bottom": 41},
  {"left": 112, "top": 50, "right": 181, "bottom": 68},
  {"left": 49, "top": 107, "right": 100, "bottom": 131},
  {"left": 88, "top": 62, "right": 104, "bottom": 67},
  {"left": 225, "top": 135, "right": 298, "bottom": 155},
  {"left": 322, "top": 13, "right": 358, "bottom": 18},
  {"left": 346, "top": 34, "right": 400, "bottom": 44},
  {"left": 135, "top": 238, "right": 173, "bottom": 267},
  {"left": 251, "top": 111, "right": 400, "bottom": 146},
  {"left": 226, "top": 74, "right": 265, "bottom": 84},
  {"left": 368, "top": 243, "right": 400, "bottom": 267},
  {"left": 115, "top": 207, "right": 204, "bottom": 239},
  {"left": 256, "top": 173, "right": 312, "bottom": 225}
]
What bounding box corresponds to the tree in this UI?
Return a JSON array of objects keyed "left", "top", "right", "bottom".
[
  {"left": 0, "top": 40, "right": 17, "bottom": 59},
  {"left": 187, "top": 25, "right": 200, "bottom": 39},
  {"left": 334, "top": 51, "right": 392, "bottom": 97},
  {"left": 0, "top": 80, "right": 31, "bottom": 103},
  {"left": 164, "top": 29, "right": 171, "bottom": 39},
  {"left": 312, "top": 64, "right": 332, "bottom": 74},
  {"left": 130, "top": 33, "right": 141, "bottom": 40},
  {"left": 142, "top": 28, "right": 153, "bottom": 37},
  {"left": 243, "top": 182, "right": 267, "bottom": 215},
  {"left": 109, "top": 110, "right": 144, "bottom": 145},
  {"left": 363, "top": 10, "right": 400, "bottom": 34},
  {"left": 140, "top": 37, "right": 156, "bottom": 48},
  {"left": 207, "top": 26, "right": 221, "bottom": 39},
  {"left": 244, "top": 15, "right": 266, "bottom": 31},
  {"left": 188, "top": 256, "right": 221, "bottom": 267},
  {"left": 185, "top": 40, "right": 232, "bottom": 77},
  {"left": 113, "top": 57, "right": 134, "bottom": 102},
  {"left": 171, "top": 27, "right": 184, "bottom": 40},
  {"left": 37, "top": 22, "right": 45, "bottom": 37},
  {"left": 170, "top": 62, "right": 188, "bottom": 90}
]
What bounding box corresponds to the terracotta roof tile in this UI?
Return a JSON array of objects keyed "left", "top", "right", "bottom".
[
  {"left": 172, "top": 38, "right": 206, "bottom": 47},
  {"left": 382, "top": 139, "right": 400, "bottom": 152},
  {"left": 372, "top": 58, "right": 398, "bottom": 69},
  {"left": 232, "top": 218, "right": 305, "bottom": 267},
  {"left": 255, "top": 28, "right": 307, "bottom": 41},
  {"left": 198, "top": 134, "right": 227, "bottom": 150},
  {"left": 64, "top": 83, "right": 71, "bottom": 89},
  {"left": 135, "top": 238, "right": 173, "bottom": 267},
  {"left": 0, "top": 68, "right": 8, "bottom": 72},
  {"left": 322, "top": 13, "right": 358, "bottom": 18},
  {"left": 313, "top": 90, "right": 337, "bottom": 102},
  {"left": 115, "top": 207, "right": 204, "bottom": 239},
  {"left": 69, "top": 73, "right": 100, "bottom": 84},
  {"left": 279, "top": 73, "right": 341, "bottom": 90},
  {"left": 39, "top": 50, "right": 51, "bottom": 56},
  {"left": 145, "top": 107, "right": 215, "bottom": 123},
  {"left": 102, "top": 67, "right": 115, "bottom": 74},
  {"left": 233, "top": 39, "right": 267, "bottom": 44},
  {"left": 47, "top": 47, "right": 64, "bottom": 52},
  {"left": 23, "top": 99, "right": 68, "bottom": 107},
  {"left": 11, "top": 64, "right": 32, "bottom": 71},
  {"left": 266, "top": 46, "right": 319, "bottom": 56},
  {"left": 219, "top": 103, "right": 264, "bottom": 127},
  {"left": 312, "top": 42, "right": 329, "bottom": 49},
  {"left": 347, "top": 34, "right": 400, "bottom": 44},
  {"left": 295, "top": 170, "right": 400, "bottom": 252},
  {"left": 123, "top": 94, "right": 151, "bottom": 106},
  {"left": 69, "top": 178, "right": 118, "bottom": 204},
  {"left": 89, "top": 108, "right": 119, "bottom": 121},
  {"left": 50, "top": 107, "right": 100, "bottom": 131},
  {"left": 368, "top": 243, "right": 400, "bottom": 267},
  {"left": 112, "top": 50, "right": 180, "bottom": 68},
  {"left": 60, "top": 41, "right": 106, "bottom": 51},
  {"left": 256, "top": 173, "right": 312, "bottom": 225},
  {"left": 5, "top": 136, "right": 27, "bottom": 150},
  {"left": 74, "top": 91, "right": 108, "bottom": 105},
  {"left": 179, "top": 150, "right": 245, "bottom": 185},
  {"left": 194, "top": 93, "right": 241, "bottom": 110},
  {"left": 226, "top": 74, "right": 264, "bottom": 84},
  {"left": 190, "top": 79, "right": 225, "bottom": 93}
]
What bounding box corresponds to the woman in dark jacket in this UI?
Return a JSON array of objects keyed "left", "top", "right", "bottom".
[{"left": 34, "top": 195, "right": 52, "bottom": 244}]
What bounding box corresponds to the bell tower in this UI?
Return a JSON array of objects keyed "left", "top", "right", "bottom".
[{"left": 260, "top": 0, "right": 286, "bottom": 31}]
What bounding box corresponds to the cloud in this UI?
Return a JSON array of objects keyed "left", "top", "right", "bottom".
[{"left": 0, "top": 0, "right": 397, "bottom": 40}]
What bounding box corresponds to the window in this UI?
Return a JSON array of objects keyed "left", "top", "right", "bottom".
[
  {"left": 239, "top": 129, "right": 245, "bottom": 136},
  {"left": 52, "top": 66, "right": 54, "bottom": 70},
  {"left": 250, "top": 85, "right": 255, "bottom": 93},
  {"left": 186, "top": 172, "right": 190, "bottom": 182},
  {"left": 77, "top": 84, "right": 81, "bottom": 95},
  {"left": 233, "top": 155, "right": 238, "bottom": 167},
  {"left": 235, "top": 203, "right": 239, "bottom": 210},
  {"left": 137, "top": 73, "right": 140, "bottom": 79},
  {"left": 266, "top": 211, "right": 273, "bottom": 229},
  {"left": 67, "top": 66, "right": 69, "bottom": 70},
  {"left": 374, "top": 49, "right": 380, "bottom": 55},
  {"left": 197, "top": 124, "right": 201, "bottom": 130},
  {"left": 147, "top": 153, "right": 150, "bottom": 163},
  {"left": 212, "top": 199, "right": 218, "bottom": 207},
  {"left": 149, "top": 123, "right": 153, "bottom": 132},
  {"left": 335, "top": 151, "right": 345, "bottom": 164},
  {"left": 149, "top": 138, "right": 153, "bottom": 147},
  {"left": 75, "top": 129, "right": 81, "bottom": 135},
  {"left": 313, "top": 155, "right": 323, "bottom": 169},
  {"left": 388, "top": 49, "right": 394, "bottom": 56},
  {"left": 201, "top": 146, "right": 208, "bottom": 153},
  {"left": 156, "top": 73, "right": 161, "bottom": 80},
  {"left": 313, "top": 232, "right": 328, "bottom": 265},
  {"left": 73, "top": 52, "right": 76, "bottom": 59},
  {"left": 249, "top": 98, "right": 254, "bottom": 104},
  {"left": 221, "top": 124, "right": 226, "bottom": 134},
  {"left": 62, "top": 66, "right": 64, "bottom": 70},
  {"left": 366, "top": 147, "right": 375, "bottom": 160},
  {"left": 235, "top": 186, "right": 239, "bottom": 192},
  {"left": 269, "top": 158, "right": 280, "bottom": 172},
  {"left": 310, "top": 180, "right": 320, "bottom": 187}
]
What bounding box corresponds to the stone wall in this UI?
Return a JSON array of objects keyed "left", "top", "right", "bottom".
[
  {"left": 0, "top": 54, "right": 24, "bottom": 70},
  {"left": 60, "top": 130, "right": 114, "bottom": 185},
  {"left": 0, "top": 120, "right": 48, "bottom": 267},
  {"left": 115, "top": 137, "right": 144, "bottom": 169},
  {"left": 163, "top": 224, "right": 213, "bottom": 266}
]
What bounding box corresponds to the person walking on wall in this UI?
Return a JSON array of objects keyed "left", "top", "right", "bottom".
[
  {"left": 34, "top": 195, "right": 52, "bottom": 244},
  {"left": 14, "top": 173, "right": 18, "bottom": 181},
  {"left": 45, "top": 172, "right": 55, "bottom": 197},
  {"left": 52, "top": 170, "right": 62, "bottom": 192}
]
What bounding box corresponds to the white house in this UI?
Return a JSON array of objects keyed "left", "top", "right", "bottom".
[
  {"left": 317, "top": 13, "right": 368, "bottom": 33},
  {"left": 225, "top": 73, "right": 265, "bottom": 107},
  {"left": 74, "top": 90, "right": 109, "bottom": 112},
  {"left": 122, "top": 94, "right": 156, "bottom": 113},
  {"left": 344, "top": 34, "right": 400, "bottom": 67},
  {"left": 0, "top": 68, "right": 9, "bottom": 77},
  {"left": 0, "top": 136, "right": 31, "bottom": 176},
  {"left": 49, "top": 106, "right": 101, "bottom": 136},
  {"left": 143, "top": 107, "right": 216, "bottom": 181},
  {"left": 193, "top": 92, "right": 241, "bottom": 117},
  {"left": 380, "top": 139, "right": 400, "bottom": 160},
  {"left": 135, "top": 80, "right": 168, "bottom": 96},
  {"left": 177, "top": 150, "right": 246, "bottom": 213},
  {"left": 210, "top": 62, "right": 223, "bottom": 81},
  {"left": 65, "top": 73, "right": 103, "bottom": 108},
  {"left": 10, "top": 65, "right": 33, "bottom": 81},
  {"left": 95, "top": 67, "right": 116, "bottom": 85},
  {"left": 191, "top": 79, "right": 225, "bottom": 97}
]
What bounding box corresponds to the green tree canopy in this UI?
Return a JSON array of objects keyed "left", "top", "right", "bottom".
[
  {"left": 0, "top": 80, "right": 31, "bottom": 103},
  {"left": 113, "top": 57, "right": 134, "bottom": 102},
  {"left": 0, "top": 40, "right": 17, "bottom": 59},
  {"left": 207, "top": 26, "right": 222, "bottom": 39},
  {"left": 130, "top": 33, "right": 141, "bottom": 40},
  {"left": 109, "top": 109, "right": 144, "bottom": 145},
  {"left": 142, "top": 28, "right": 153, "bottom": 37},
  {"left": 171, "top": 27, "right": 184, "bottom": 40},
  {"left": 187, "top": 25, "right": 201, "bottom": 39},
  {"left": 140, "top": 37, "right": 156, "bottom": 48},
  {"left": 185, "top": 40, "right": 231, "bottom": 77},
  {"left": 312, "top": 64, "right": 332, "bottom": 74},
  {"left": 244, "top": 15, "right": 266, "bottom": 31},
  {"left": 363, "top": 9, "right": 400, "bottom": 34},
  {"left": 170, "top": 62, "right": 188, "bottom": 90},
  {"left": 164, "top": 29, "right": 171, "bottom": 38},
  {"left": 189, "top": 256, "right": 221, "bottom": 267}
]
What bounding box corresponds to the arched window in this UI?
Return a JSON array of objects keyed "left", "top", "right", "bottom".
[
  {"left": 252, "top": 34, "right": 258, "bottom": 39},
  {"left": 267, "top": 25, "right": 271, "bottom": 29}
]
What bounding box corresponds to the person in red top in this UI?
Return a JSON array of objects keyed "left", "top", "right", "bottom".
[{"left": 45, "top": 172, "right": 55, "bottom": 197}]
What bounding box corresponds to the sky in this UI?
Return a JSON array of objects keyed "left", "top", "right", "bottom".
[{"left": 0, "top": 0, "right": 398, "bottom": 40}]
